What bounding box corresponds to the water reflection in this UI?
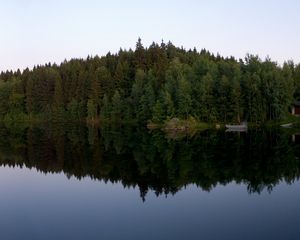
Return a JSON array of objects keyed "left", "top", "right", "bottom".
[{"left": 0, "top": 124, "right": 299, "bottom": 201}]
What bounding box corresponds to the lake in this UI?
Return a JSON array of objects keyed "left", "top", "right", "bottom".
[{"left": 0, "top": 124, "right": 299, "bottom": 240}]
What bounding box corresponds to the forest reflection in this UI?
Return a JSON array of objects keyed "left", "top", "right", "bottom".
[{"left": 0, "top": 123, "right": 299, "bottom": 201}]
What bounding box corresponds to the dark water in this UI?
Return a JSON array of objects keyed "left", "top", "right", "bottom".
[{"left": 0, "top": 124, "right": 300, "bottom": 240}]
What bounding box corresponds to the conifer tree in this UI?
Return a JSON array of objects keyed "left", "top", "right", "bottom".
[{"left": 111, "top": 90, "right": 122, "bottom": 122}]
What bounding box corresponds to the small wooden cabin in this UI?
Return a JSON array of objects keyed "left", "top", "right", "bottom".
[{"left": 292, "top": 101, "right": 300, "bottom": 116}]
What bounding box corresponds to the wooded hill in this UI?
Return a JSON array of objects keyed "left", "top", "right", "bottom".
[{"left": 1, "top": 39, "right": 300, "bottom": 124}]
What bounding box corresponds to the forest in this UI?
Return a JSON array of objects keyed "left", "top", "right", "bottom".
[{"left": 1, "top": 38, "right": 300, "bottom": 125}]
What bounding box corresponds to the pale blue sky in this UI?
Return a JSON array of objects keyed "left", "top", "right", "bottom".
[{"left": 0, "top": 0, "right": 299, "bottom": 71}]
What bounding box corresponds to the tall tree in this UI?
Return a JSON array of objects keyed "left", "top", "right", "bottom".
[{"left": 111, "top": 90, "right": 123, "bottom": 122}]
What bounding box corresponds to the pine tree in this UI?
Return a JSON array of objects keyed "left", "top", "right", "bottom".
[
  {"left": 25, "top": 76, "right": 34, "bottom": 114},
  {"left": 87, "top": 99, "right": 97, "bottom": 122},
  {"left": 177, "top": 76, "right": 192, "bottom": 119},
  {"left": 111, "top": 90, "right": 122, "bottom": 122},
  {"left": 152, "top": 100, "right": 164, "bottom": 123},
  {"left": 134, "top": 38, "right": 147, "bottom": 70},
  {"left": 163, "top": 91, "right": 175, "bottom": 119},
  {"left": 131, "top": 69, "right": 145, "bottom": 116},
  {"left": 100, "top": 94, "right": 111, "bottom": 121},
  {"left": 52, "top": 75, "right": 65, "bottom": 122},
  {"left": 138, "top": 82, "right": 155, "bottom": 122}
]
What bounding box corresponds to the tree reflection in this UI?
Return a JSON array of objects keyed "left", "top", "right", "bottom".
[{"left": 0, "top": 123, "right": 299, "bottom": 201}]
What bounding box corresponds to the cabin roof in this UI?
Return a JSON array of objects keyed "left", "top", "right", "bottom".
[{"left": 294, "top": 101, "right": 300, "bottom": 106}]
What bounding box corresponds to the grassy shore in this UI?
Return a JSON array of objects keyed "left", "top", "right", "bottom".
[
  {"left": 148, "top": 114, "right": 300, "bottom": 135},
  {"left": 2, "top": 113, "right": 300, "bottom": 132}
]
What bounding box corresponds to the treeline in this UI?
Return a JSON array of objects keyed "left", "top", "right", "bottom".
[{"left": 1, "top": 39, "right": 300, "bottom": 124}]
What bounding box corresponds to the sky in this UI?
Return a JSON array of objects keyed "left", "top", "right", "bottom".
[{"left": 0, "top": 0, "right": 299, "bottom": 71}]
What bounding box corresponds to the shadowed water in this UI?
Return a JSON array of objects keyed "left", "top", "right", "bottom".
[{"left": 0, "top": 124, "right": 299, "bottom": 239}]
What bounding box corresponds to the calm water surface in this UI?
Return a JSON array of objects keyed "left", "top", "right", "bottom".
[{"left": 0, "top": 124, "right": 299, "bottom": 240}]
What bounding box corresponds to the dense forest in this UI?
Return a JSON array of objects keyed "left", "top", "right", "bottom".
[
  {"left": 1, "top": 39, "right": 300, "bottom": 124},
  {"left": 0, "top": 124, "right": 299, "bottom": 200}
]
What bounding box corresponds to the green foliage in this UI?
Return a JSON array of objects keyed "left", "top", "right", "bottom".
[
  {"left": 87, "top": 99, "right": 97, "bottom": 121},
  {"left": 100, "top": 94, "right": 111, "bottom": 121},
  {"left": 51, "top": 76, "right": 65, "bottom": 122},
  {"left": 111, "top": 90, "right": 123, "bottom": 122},
  {"left": 177, "top": 76, "right": 192, "bottom": 118},
  {"left": 67, "top": 99, "right": 80, "bottom": 120},
  {"left": 152, "top": 100, "right": 164, "bottom": 123},
  {"left": 138, "top": 82, "right": 155, "bottom": 122},
  {"left": 0, "top": 39, "right": 298, "bottom": 124},
  {"left": 162, "top": 91, "right": 175, "bottom": 118},
  {"left": 131, "top": 69, "right": 146, "bottom": 117}
]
